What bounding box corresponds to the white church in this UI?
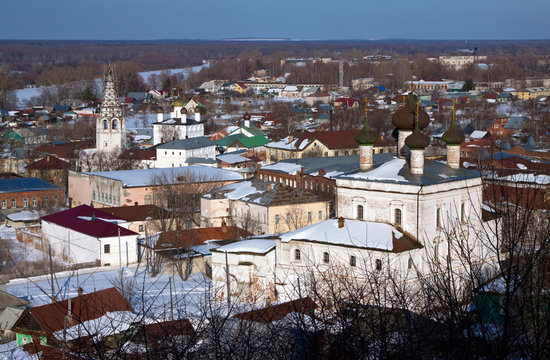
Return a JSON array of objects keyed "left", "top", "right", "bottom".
[
  {"left": 152, "top": 98, "right": 206, "bottom": 145},
  {"left": 211, "top": 94, "right": 494, "bottom": 303}
]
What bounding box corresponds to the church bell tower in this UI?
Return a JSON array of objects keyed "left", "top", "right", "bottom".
[{"left": 96, "top": 64, "right": 126, "bottom": 151}]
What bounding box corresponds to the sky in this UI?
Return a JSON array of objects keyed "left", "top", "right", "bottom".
[{"left": 1, "top": 0, "right": 549, "bottom": 40}]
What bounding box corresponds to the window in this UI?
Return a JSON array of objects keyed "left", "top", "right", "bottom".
[
  {"left": 275, "top": 215, "right": 280, "bottom": 224},
  {"left": 286, "top": 213, "right": 290, "bottom": 223},
  {"left": 308, "top": 212, "right": 312, "bottom": 222},
  {"left": 350, "top": 255, "right": 357, "bottom": 267},
  {"left": 434, "top": 243, "right": 440, "bottom": 264},
  {"left": 318, "top": 211, "right": 323, "bottom": 220},
  {"left": 139, "top": 224, "right": 144, "bottom": 232},
  {"left": 323, "top": 252, "right": 329, "bottom": 263},
  {"left": 44, "top": 197, "right": 49, "bottom": 206},
  {"left": 109, "top": 195, "right": 112, "bottom": 204},
  {"left": 461, "top": 203, "right": 466, "bottom": 223},
  {"left": 23, "top": 198, "right": 28, "bottom": 207},
  {"left": 375, "top": 259, "right": 382, "bottom": 271},
  {"left": 32, "top": 197, "right": 37, "bottom": 207},
  {"left": 112, "top": 119, "right": 118, "bottom": 129},
  {"left": 394, "top": 208, "right": 402, "bottom": 226},
  {"left": 103, "top": 119, "right": 109, "bottom": 129},
  {"left": 104, "top": 244, "right": 111, "bottom": 254},
  {"left": 186, "top": 220, "right": 192, "bottom": 229},
  {"left": 294, "top": 249, "right": 301, "bottom": 261},
  {"left": 11, "top": 199, "right": 16, "bottom": 208},
  {"left": 436, "top": 208, "right": 442, "bottom": 228},
  {"left": 357, "top": 205, "right": 364, "bottom": 220},
  {"left": 408, "top": 258, "right": 414, "bottom": 269},
  {"left": 1, "top": 200, "right": 6, "bottom": 209},
  {"left": 92, "top": 191, "right": 95, "bottom": 200}
]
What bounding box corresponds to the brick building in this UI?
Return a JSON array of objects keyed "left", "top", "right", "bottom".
[
  {"left": 0, "top": 177, "right": 64, "bottom": 210},
  {"left": 25, "top": 155, "right": 70, "bottom": 189}
]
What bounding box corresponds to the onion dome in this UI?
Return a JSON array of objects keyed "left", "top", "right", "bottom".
[
  {"left": 196, "top": 106, "right": 207, "bottom": 115},
  {"left": 181, "top": 107, "right": 188, "bottom": 114},
  {"left": 243, "top": 112, "right": 251, "bottom": 120},
  {"left": 442, "top": 117, "right": 465, "bottom": 145},
  {"left": 392, "top": 94, "right": 430, "bottom": 130},
  {"left": 173, "top": 97, "right": 184, "bottom": 107},
  {"left": 405, "top": 122, "right": 430, "bottom": 149},
  {"left": 156, "top": 106, "right": 164, "bottom": 113},
  {"left": 355, "top": 120, "right": 378, "bottom": 146}
]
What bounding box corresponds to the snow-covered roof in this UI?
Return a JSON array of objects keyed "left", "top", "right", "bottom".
[
  {"left": 344, "top": 158, "right": 406, "bottom": 182},
  {"left": 266, "top": 136, "right": 300, "bottom": 150},
  {"left": 260, "top": 162, "right": 302, "bottom": 175},
  {"left": 279, "top": 219, "right": 417, "bottom": 252},
  {"left": 53, "top": 311, "right": 139, "bottom": 341},
  {"left": 7, "top": 210, "right": 40, "bottom": 222},
  {"left": 216, "top": 153, "right": 251, "bottom": 164},
  {"left": 499, "top": 173, "right": 550, "bottom": 185},
  {"left": 469, "top": 130, "right": 487, "bottom": 139},
  {"left": 216, "top": 239, "right": 276, "bottom": 254},
  {"left": 86, "top": 165, "right": 242, "bottom": 187}
]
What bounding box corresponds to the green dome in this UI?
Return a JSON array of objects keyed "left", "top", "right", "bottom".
[
  {"left": 392, "top": 94, "right": 430, "bottom": 130},
  {"left": 405, "top": 125, "right": 430, "bottom": 149},
  {"left": 355, "top": 120, "right": 378, "bottom": 146},
  {"left": 181, "top": 107, "right": 187, "bottom": 114},
  {"left": 442, "top": 118, "right": 465, "bottom": 145},
  {"left": 173, "top": 97, "right": 184, "bottom": 107}
]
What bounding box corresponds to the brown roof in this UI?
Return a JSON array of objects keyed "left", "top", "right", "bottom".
[
  {"left": 299, "top": 130, "right": 360, "bottom": 150},
  {"left": 234, "top": 297, "right": 316, "bottom": 323},
  {"left": 18, "top": 288, "right": 132, "bottom": 337},
  {"left": 128, "top": 149, "right": 156, "bottom": 161},
  {"left": 154, "top": 225, "right": 250, "bottom": 250},
  {"left": 506, "top": 146, "right": 550, "bottom": 161},
  {"left": 25, "top": 156, "right": 70, "bottom": 171},
  {"left": 102, "top": 204, "right": 170, "bottom": 222}
]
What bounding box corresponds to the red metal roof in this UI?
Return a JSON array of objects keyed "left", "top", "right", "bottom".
[
  {"left": 41, "top": 205, "right": 137, "bottom": 238},
  {"left": 25, "top": 156, "right": 70, "bottom": 170},
  {"left": 26, "top": 288, "right": 133, "bottom": 337},
  {"left": 154, "top": 225, "right": 249, "bottom": 250},
  {"left": 298, "top": 130, "right": 360, "bottom": 150},
  {"left": 234, "top": 297, "right": 316, "bottom": 323}
]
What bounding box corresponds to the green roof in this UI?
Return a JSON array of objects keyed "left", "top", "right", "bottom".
[
  {"left": 236, "top": 135, "right": 270, "bottom": 148},
  {"left": 215, "top": 134, "right": 246, "bottom": 148},
  {"left": 241, "top": 126, "right": 266, "bottom": 137}
]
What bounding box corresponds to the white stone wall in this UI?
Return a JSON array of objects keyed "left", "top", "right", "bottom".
[
  {"left": 41, "top": 220, "right": 138, "bottom": 266},
  {"left": 156, "top": 145, "right": 216, "bottom": 168}
]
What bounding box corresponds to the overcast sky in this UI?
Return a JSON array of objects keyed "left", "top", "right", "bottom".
[{"left": 2, "top": 0, "right": 549, "bottom": 40}]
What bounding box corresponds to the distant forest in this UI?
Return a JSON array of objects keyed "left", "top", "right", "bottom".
[{"left": 0, "top": 39, "right": 549, "bottom": 95}]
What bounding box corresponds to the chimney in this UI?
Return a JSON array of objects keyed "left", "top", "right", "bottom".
[
  {"left": 338, "top": 217, "right": 345, "bottom": 228},
  {"left": 77, "top": 288, "right": 84, "bottom": 297},
  {"left": 288, "top": 135, "right": 294, "bottom": 143},
  {"left": 134, "top": 201, "right": 138, "bottom": 206},
  {"left": 221, "top": 219, "right": 228, "bottom": 232}
]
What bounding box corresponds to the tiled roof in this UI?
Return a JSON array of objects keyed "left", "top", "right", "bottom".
[
  {"left": 154, "top": 225, "right": 249, "bottom": 250},
  {"left": 20, "top": 288, "right": 132, "bottom": 337},
  {"left": 0, "top": 177, "right": 61, "bottom": 194},
  {"left": 41, "top": 205, "right": 137, "bottom": 238},
  {"left": 25, "top": 156, "right": 70, "bottom": 171}
]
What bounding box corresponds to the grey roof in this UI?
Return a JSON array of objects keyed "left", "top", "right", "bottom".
[
  {"left": 157, "top": 136, "right": 215, "bottom": 150},
  {"left": 0, "top": 291, "right": 28, "bottom": 310},
  {"left": 135, "top": 128, "right": 153, "bottom": 136},
  {"left": 264, "top": 155, "right": 360, "bottom": 175},
  {"left": 0, "top": 177, "right": 61, "bottom": 194},
  {"left": 338, "top": 153, "right": 481, "bottom": 186},
  {"left": 187, "top": 157, "right": 217, "bottom": 164},
  {"left": 504, "top": 116, "right": 527, "bottom": 130},
  {"left": 86, "top": 165, "right": 242, "bottom": 187}
]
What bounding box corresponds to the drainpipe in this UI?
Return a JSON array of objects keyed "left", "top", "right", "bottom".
[{"left": 416, "top": 185, "right": 423, "bottom": 243}]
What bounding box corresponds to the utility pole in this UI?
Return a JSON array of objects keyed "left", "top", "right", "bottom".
[
  {"left": 47, "top": 233, "right": 55, "bottom": 303},
  {"left": 225, "top": 251, "right": 231, "bottom": 313},
  {"left": 118, "top": 228, "right": 123, "bottom": 294},
  {"left": 169, "top": 276, "right": 174, "bottom": 321}
]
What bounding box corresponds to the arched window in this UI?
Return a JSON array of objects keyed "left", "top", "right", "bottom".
[
  {"left": 461, "top": 203, "right": 466, "bottom": 223},
  {"left": 323, "top": 252, "right": 330, "bottom": 263},
  {"left": 436, "top": 208, "right": 442, "bottom": 228},
  {"left": 294, "top": 249, "right": 301, "bottom": 261},
  {"left": 394, "top": 208, "right": 402, "bottom": 226},
  {"left": 357, "top": 205, "right": 364, "bottom": 220},
  {"left": 350, "top": 255, "right": 356, "bottom": 267},
  {"left": 103, "top": 119, "right": 109, "bottom": 129},
  {"left": 375, "top": 259, "right": 382, "bottom": 271},
  {"left": 112, "top": 119, "right": 118, "bottom": 129}
]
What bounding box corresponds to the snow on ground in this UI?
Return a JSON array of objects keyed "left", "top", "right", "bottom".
[
  {"left": 125, "top": 112, "right": 158, "bottom": 130},
  {"left": 138, "top": 63, "right": 209, "bottom": 84},
  {"left": 12, "top": 63, "right": 210, "bottom": 108},
  {"left": 0, "top": 225, "right": 52, "bottom": 265},
  {"left": 7, "top": 265, "right": 212, "bottom": 321}
]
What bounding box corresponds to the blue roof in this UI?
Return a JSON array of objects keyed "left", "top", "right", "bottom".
[{"left": 0, "top": 177, "right": 61, "bottom": 194}]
